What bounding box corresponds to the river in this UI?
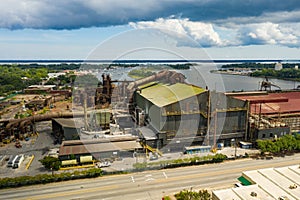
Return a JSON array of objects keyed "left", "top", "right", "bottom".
[
  {"left": 179, "top": 64, "right": 300, "bottom": 92},
  {"left": 97, "top": 63, "right": 300, "bottom": 92}
]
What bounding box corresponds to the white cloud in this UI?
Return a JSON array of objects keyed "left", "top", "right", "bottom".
[
  {"left": 237, "top": 22, "right": 298, "bottom": 47},
  {"left": 130, "top": 18, "right": 224, "bottom": 47}
]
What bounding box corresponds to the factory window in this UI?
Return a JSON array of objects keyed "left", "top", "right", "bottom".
[
  {"left": 262, "top": 134, "right": 266, "bottom": 138},
  {"left": 270, "top": 133, "right": 273, "bottom": 138}
]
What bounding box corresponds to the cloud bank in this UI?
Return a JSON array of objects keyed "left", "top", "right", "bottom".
[
  {"left": 1, "top": 0, "right": 300, "bottom": 48},
  {"left": 130, "top": 18, "right": 300, "bottom": 48},
  {"left": 1, "top": 0, "right": 300, "bottom": 29}
]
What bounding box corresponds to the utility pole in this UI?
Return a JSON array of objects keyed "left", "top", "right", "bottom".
[{"left": 234, "top": 138, "right": 237, "bottom": 159}]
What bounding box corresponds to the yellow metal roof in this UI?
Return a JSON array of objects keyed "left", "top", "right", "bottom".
[{"left": 139, "top": 83, "right": 206, "bottom": 107}]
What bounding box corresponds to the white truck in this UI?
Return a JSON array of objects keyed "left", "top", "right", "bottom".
[
  {"left": 7, "top": 155, "right": 18, "bottom": 167},
  {"left": 13, "top": 155, "right": 24, "bottom": 169}
]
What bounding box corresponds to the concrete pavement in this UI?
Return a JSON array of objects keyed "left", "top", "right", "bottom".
[{"left": 0, "top": 153, "right": 299, "bottom": 200}]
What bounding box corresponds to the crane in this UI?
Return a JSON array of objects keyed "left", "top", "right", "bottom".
[{"left": 260, "top": 77, "right": 281, "bottom": 91}]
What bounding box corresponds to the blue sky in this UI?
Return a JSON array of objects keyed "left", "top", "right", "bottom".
[{"left": 1, "top": 0, "right": 300, "bottom": 60}]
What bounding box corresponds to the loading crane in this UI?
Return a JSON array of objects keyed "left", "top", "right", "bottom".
[{"left": 260, "top": 77, "right": 281, "bottom": 91}]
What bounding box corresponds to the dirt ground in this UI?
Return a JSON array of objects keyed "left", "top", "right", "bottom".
[{"left": 0, "top": 94, "right": 73, "bottom": 119}]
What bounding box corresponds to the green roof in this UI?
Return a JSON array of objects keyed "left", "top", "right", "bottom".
[
  {"left": 238, "top": 176, "right": 253, "bottom": 186},
  {"left": 139, "top": 83, "right": 206, "bottom": 107}
]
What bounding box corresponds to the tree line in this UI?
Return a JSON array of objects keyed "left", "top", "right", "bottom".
[
  {"left": 257, "top": 134, "right": 300, "bottom": 154},
  {"left": 0, "top": 66, "right": 48, "bottom": 96},
  {"left": 251, "top": 68, "right": 300, "bottom": 81},
  {"left": 221, "top": 63, "right": 300, "bottom": 69}
]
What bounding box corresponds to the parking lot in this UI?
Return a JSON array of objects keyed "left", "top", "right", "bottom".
[{"left": 0, "top": 121, "right": 59, "bottom": 178}]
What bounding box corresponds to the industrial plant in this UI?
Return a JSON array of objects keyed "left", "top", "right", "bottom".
[{"left": 1, "top": 68, "right": 300, "bottom": 168}]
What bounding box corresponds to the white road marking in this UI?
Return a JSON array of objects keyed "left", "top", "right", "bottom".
[
  {"left": 131, "top": 176, "right": 135, "bottom": 183},
  {"left": 163, "top": 172, "right": 168, "bottom": 179},
  {"left": 145, "top": 178, "right": 155, "bottom": 182}
]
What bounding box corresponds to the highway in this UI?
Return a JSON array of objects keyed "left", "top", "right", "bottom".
[{"left": 1, "top": 154, "right": 299, "bottom": 200}]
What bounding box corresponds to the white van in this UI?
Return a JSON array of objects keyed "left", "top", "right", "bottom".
[{"left": 7, "top": 155, "right": 18, "bottom": 167}]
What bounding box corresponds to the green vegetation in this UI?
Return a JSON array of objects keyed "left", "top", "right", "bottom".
[
  {"left": 251, "top": 68, "right": 300, "bottom": 81},
  {"left": 133, "top": 162, "right": 148, "bottom": 169},
  {"left": 39, "top": 156, "right": 61, "bottom": 170},
  {"left": 0, "top": 65, "right": 48, "bottom": 95},
  {"left": 221, "top": 63, "right": 300, "bottom": 69},
  {"left": 166, "top": 63, "right": 192, "bottom": 70},
  {"left": 46, "top": 74, "right": 76, "bottom": 87},
  {"left": 0, "top": 168, "right": 102, "bottom": 189},
  {"left": 257, "top": 134, "right": 300, "bottom": 154},
  {"left": 128, "top": 69, "right": 155, "bottom": 79},
  {"left": 0, "top": 63, "right": 101, "bottom": 96},
  {"left": 175, "top": 189, "right": 211, "bottom": 200},
  {"left": 221, "top": 63, "right": 300, "bottom": 81},
  {"left": 134, "top": 154, "right": 228, "bottom": 170},
  {"left": 73, "top": 74, "right": 100, "bottom": 87},
  {"left": 0, "top": 63, "right": 191, "bottom": 96}
]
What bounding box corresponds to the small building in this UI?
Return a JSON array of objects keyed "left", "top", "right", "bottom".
[
  {"left": 0, "top": 101, "right": 10, "bottom": 110},
  {"left": 24, "top": 85, "right": 56, "bottom": 94},
  {"left": 10, "top": 99, "right": 22, "bottom": 105},
  {"left": 25, "top": 96, "right": 52, "bottom": 110},
  {"left": 137, "top": 126, "right": 158, "bottom": 148},
  {"left": 47, "top": 72, "right": 66, "bottom": 79},
  {"left": 275, "top": 62, "right": 283, "bottom": 71},
  {"left": 115, "top": 114, "right": 135, "bottom": 129},
  {"left": 58, "top": 139, "right": 142, "bottom": 161},
  {"left": 184, "top": 145, "right": 211, "bottom": 154},
  {"left": 52, "top": 118, "right": 84, "bottom": 143}
]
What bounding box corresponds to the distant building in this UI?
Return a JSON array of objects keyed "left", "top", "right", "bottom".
[
  {"left": 24, "top": 85, "right": 56, "bottom": 94},
  {"left": 47, "top": 72, "right": 66, "bottom": 79},
  {"left": 275, "top": 62, "right": 283, "bottom": 71},
  {"left": 25, "top": 96, "right": 52, "bottom": 110}
]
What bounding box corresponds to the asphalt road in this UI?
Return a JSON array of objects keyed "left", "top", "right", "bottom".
[{"left": 1, "top": 154, "right": 300, "bottom": 200}]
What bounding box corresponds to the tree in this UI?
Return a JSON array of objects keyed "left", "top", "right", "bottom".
[
  {"left": 198, "top": 190, "right": 211, "bottom": 200},
  {"left": 175, "top": 188, "right": 211, "bottom": 200},
  {"left": 257, "top": 134, "right": 300, "bottom": 154},
  {"left": 39, "top": 156, "right": 61, "bottom": 170}
]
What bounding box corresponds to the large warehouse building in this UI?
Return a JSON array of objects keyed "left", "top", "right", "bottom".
[
  {"left": 231, "top": 91, "right": 300, "bottom": 141},
  {"left": 207, "top": 91, "right": 248, "bottom": 147},
  {"left": 134, "top": 82, "right": 208, "bottom": 151},
  {"left": 134, "top": 82, "right": 248, "bottom": 151}
]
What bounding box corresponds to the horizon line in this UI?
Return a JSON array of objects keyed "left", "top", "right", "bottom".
[{"left": 0, "top": 59, "right": 299, "bottom": 64}]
